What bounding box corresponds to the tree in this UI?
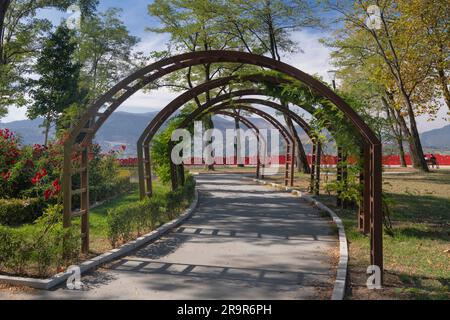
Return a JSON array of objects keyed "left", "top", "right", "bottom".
[
  {"left": 148, "top": 0, "right": 244, "bottom": 170},
  {"left": 220, "top": 0, "right": 321, "bottom": 173},
  {"left": 76, "top": 8, "right": 140, "bottom": 103},
  {"left": 0, "top": 0, "right": 98, "bottom": 117},
  {"left": 28, "top": 25, "right": 83, "bottom": 146},
  {"left": 398, "top": 0, "right": 449, "bottom": 115},
  {"left": 322, "top": 0, "right": 434, "bottom": 171}
]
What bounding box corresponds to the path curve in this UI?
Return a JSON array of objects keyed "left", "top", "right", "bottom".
[{"left": 1, "top": 174, "right": 337, "bottom": 300}]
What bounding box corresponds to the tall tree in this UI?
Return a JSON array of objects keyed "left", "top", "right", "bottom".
[
  {"left": 28, "top": 25, "right": 83, "bottom": 145},
  {"left": 148, "top": 0, "right": 244, "bottom": 169},
  {"left": 398, "top": 0, "right": 449, "bottom": 115},
  {"left": 220, "top": 0, "right": 321, "bottom": 173},
  {"left": 76, "top": 8, "right": 140, "bottom": 103},
  {"left": 0, "top": 0, "right": 98, "bottom": 117},
  {"left": 322, "top": 0, "right": 434, "bottom": 171}
]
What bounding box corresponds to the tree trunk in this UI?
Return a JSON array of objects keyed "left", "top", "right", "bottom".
[
  {"left": 397, "top": 136, "right": 407, "bottom": 167},
  {"left": 43, "top": 118, "right": 50, "bottom": 147},
  {"left": 285, "top": 116, "right": 310, "bottom": 174},
  {"left": 383, "top": 96, "right": 407, "bottom": 167},
  {"left": 399, "top": 88, "right": 429, "bottom": 172},
  {"left": 437, "top": 67, "right": 450, "bottom": 114},
  {"left": 0, "top": 0, "right": 11, "bottom": 64}
]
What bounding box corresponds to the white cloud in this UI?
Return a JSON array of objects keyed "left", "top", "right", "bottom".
[
  {"left": 118, "top": 87, "right": 178, "bottom": 113},
  {"left": 134, "top": 32, "right": 170, "bottom": 55},
  {"left": 284, "top": 30, "right": 333, "bottom": 81},
  {"left": 2, "top": 106, "right": 27, "bottom": 123}
]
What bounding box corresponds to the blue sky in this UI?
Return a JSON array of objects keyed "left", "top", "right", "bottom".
[{"left": 2, "top": 0, "right": 448, "bottom": 132}]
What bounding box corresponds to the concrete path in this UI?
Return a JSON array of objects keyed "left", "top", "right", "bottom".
[{"left": 0, "top": 174, "right": 337, "bottom": 300}]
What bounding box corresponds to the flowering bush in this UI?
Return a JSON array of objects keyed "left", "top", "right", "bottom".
[{"left": 0, "top": 129, "right": 21, "bottom": 195}]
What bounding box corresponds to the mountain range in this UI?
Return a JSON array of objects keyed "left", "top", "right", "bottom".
[{"left": 1, "top": 111, "right": 449, "bottom": 155}]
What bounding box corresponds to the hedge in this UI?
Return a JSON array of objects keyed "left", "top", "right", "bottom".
[
  {"left": 107, "top": 175, "right": 196, "bottom": 247},
  {"left": 0, "top": 198, "right": 45, "bottom": 226},
  {"left": 0, "top": 205, "right": 80, "bottom": 277}
]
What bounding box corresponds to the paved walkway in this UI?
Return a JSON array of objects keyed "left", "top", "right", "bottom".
[{"left": 1, "top": 174, "right": 337, "bottom": 300}]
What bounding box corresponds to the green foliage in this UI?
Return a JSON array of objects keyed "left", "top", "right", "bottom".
[
  {"left": 0, "top": 0, "right": 98, "bottom": 112},
  {"left": 0, "top": 204, "right": 80, "bottom": 277},
  {"left": 0, "top": 198, "right": 45, "bottom": 226},
  {"left": 107, "top": 176, "right": 196, "bottom": 248},
  {"left": 151, "top": 115, "right": 186, "bottom": 184},
  {"left": 75, "top": 7, "right": 140, "bottom": 103},
  {"left": 107, "top": 195, "right": 164, "bottom": 247},
  {"left": 28, "top": 24, "right": 85, "bottom": 143}
]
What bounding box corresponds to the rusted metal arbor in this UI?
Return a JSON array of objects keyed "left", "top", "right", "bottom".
[{"left": 62, "top": 51, "right": 382, "bottom": 280}]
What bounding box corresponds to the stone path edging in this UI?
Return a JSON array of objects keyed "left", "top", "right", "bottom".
[
  {"left": 248, "top": 178, "right": 348, "bottom": 301},
  {"left": 0, "top": 188, "right": 199, "bottom": 290}
]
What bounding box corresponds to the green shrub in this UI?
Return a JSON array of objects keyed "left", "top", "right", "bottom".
[
  {"left": 0, "top": 204, "right": 80, "bottom": 277},
  {"left": 106, "top": 178, "right": 196, "bottom": 248},
  {"left": 0, "top": 198, "right": 45, "bottom": 226}
]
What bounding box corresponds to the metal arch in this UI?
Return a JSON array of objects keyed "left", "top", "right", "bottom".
[
  {"left": 178, "top": 110, "right": 267, "bottom": 180},
  {"left": 166, "top": 105, "right": 295, "bottom": 190},
  {"left": 186, "top": 104, "right": 296, "bottom": 185},
  {"left": 175, "top": 98, "right": 314, "bottom": 141},
  {"left": 63, "top": 50, "right": 382, "bottom": 279},
  {"left": 65, "top": 50, "right": 379, "bottom": 145}
]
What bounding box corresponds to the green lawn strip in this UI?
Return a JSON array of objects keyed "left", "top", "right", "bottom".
[{"left": 316, "top": 171, "right": 450, "bottom": 300}]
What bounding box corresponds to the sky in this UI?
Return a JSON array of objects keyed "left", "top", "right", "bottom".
[{"left": 2, "top": 0, "right": 448, "bottom": 133}]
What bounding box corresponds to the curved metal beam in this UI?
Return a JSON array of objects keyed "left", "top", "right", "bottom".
[
  {"left": 63, "top": 51, "right": 382, "bottom": 277},
  {"left": 164, "top": 105, "right": 295, "bottom": 192}
]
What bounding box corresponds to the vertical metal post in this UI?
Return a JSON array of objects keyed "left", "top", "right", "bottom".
[
  {"left": 370, "top": 143, "right": 383, "bottom": 283},
  {"left": 178, "top": 165, "right": 185, "bottom": 186},
  {"left": 144, "top": 145, "right": 153, "bottom": 197},
  {"left": 170, "top": 160, "right": 178, "bottom": 191},
  {"left": 63, "top": 143, "right": 72, "bottom": 229},
  {"left": 256, "top": 131, "right": 260, "bottom": 179},
  {"left": 310, "top": 140, "right": 316, "bottom": 193},
  {"left": 359, "top": 144, "right": 371, "bottom": 234},
  {"left": 137, "top": 142, "right": 146, "bottom": 200},
  {"left": 81, "top": 146, "right": 89, "bottom": 254},
  {"left": 315, "top": 142, "right": 321, "bottom": 196},
  {"left": 290, "top": 142, "right": 295, "bottom": 187},
  {"left": 337, "top": 147, "right": 343, "bottom": 207},
  {"left": 285, "top": 143, "right": 292, "bottom": 186}
]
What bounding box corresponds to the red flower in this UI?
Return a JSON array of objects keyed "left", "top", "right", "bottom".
[
  {"left": 41, "top": 168, "right": 47, "bottom": 177},
  {"left": 1, "top": 171, "right": 11, "bottom": 181},
  {"left": 51, "top": 178, "right": 61, "bottom": 195},
  {"left": 52, "top": 178, "right": 59, "bottom": 187},
  {"left": 120, "top": 145, "right": 126, "bottom": 151},
  {"left": 44, "top": 188, "right": 52, "bottom": 201},
  {"left": 32, "top": 172, "right": 42, "bottom": 185}
]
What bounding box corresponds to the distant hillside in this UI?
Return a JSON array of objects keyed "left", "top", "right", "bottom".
[
  {"left": 420, "top": 124, "right": 450, "bottom": 150},
  {"left": 1, "top": 111, "right": 295, "bottom": 155},
  {"left": 4, "top": 112, "right": 446, "bottom": 156}
]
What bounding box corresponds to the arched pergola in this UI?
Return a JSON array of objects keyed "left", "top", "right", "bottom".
[
  {"left": 137, "top": 96, "right": 321, "bottom": 197},
  {"left": 63, "top": 50, "right": 382, "bottom": 279},
  {"left": 166, "top": 104, "right": 297, "bottom": 190}
]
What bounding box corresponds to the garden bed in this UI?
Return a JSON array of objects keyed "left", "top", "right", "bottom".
[{"left": 0, "top": 175, "right": 196, "bottom": 281}]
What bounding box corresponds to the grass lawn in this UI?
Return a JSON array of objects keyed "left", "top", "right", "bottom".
[
  {"left": 262, "top": 168, "right": 449, "bottom": 299},
  {"left": 316, "top": 170, "right": 450, "bottom": 300}
]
